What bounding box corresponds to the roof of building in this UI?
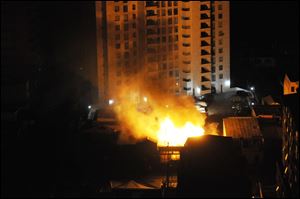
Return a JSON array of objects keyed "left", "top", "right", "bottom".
[
  {"left": 252, "top": 105, "right": 281, "bottom": 117},
  {"left": 223, "top": 117, "right": 262, "bottom": 139}
]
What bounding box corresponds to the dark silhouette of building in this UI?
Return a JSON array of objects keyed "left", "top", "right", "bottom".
[{"left": 177, "top": 135, "right": 251, "bottom": 197}]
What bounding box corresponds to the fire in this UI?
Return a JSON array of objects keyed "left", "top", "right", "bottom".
[
  {"left": 111, "top": 73, "right": 217, "bottom": 146},
  {"left": 157, "top": 117, "right": 204, "bottom": 146}
]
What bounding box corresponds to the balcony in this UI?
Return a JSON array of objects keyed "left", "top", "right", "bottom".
[
  {"left": 201, "top": 85, "right": 211, "bottom": 91},
  {"left": 201, "top": 76, "right": 210, "bottom": 82},
  {"left": 146, "top": 10, "right": 158, "bottom": 17},
  {"left": 182, "top": 7, "right": 190, "bottom": 11},
  {"left": 201, "top": 58, "right": 210, "bottom": 64},
  {"left": 183, "top": 87, "right": 192, "bottom": 91},
  {"left": 146, "top": 19, "right": 157, "bottom": 26},
  {"left": 200, "top": 5, "right": 210, "bottom": 11},
  {"left": 200, "top": 22, "right": 210, "bottom": 29},
  {"left": 182, "top": 43, "right": 191, "bottom": 47},
  {"left": 201, "top": 40, "right": 210, "bottom": 47},
  {"left": 146, "top": 1, "right": 158, "bottom": 7},
  {"left": 200, "top": 13, "right": 210, "bottom": 20},
  {"left": 201, "top": 49, "right": 210, "bottom": 55},
  {"left": 201, "top": 31, "right": 211, "bottom": 38},
  {"left": 182, "top": 16, "right": 190, "bottom": 20},
  {"left": 201, "top": 67, "right": 210, "bottom": 73},
  {"left": 183, "top": 78, "right": 191, "bottom": 82}
]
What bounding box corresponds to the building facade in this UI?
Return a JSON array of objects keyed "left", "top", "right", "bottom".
[{"left": 96, "top": 1, "right": 230, "bottom": 103}]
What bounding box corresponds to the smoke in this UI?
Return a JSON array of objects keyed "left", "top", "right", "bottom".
[{"left": 112, "top": 71, "right": 218, "bottom": 145}]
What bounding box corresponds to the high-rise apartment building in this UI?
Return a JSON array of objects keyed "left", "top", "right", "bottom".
[{"left": 96, "top": 1, "right": 230, "bottom": 103}]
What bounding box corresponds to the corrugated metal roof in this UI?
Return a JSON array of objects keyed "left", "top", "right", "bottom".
[{"left": 223, "top": 117, "right": 261, "bottom": 138}]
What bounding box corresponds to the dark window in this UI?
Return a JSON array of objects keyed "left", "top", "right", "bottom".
[
  {"left": 218, "top": 4, "right": 222, "bottom": 10},
  {"left": 115, "top": 34, "right": 120, "bottom": 40},
  {"left": 218, "top": 13, "right": 222, "bottom": 19},
  {"left": 123, "top": 5, "right": 128, "bottom": 12},
  {"left": 168, "top": 27, "right": 172, "bottom": 33},
  {"left": 133, "top": 32, "right": 136, "bottom": 38},
  {"left": 115, "top": 6, "right": 119, "bottom": 12},
  {"left": 168, "top": 1, "right": 172, "bottom": 6},
  {"left": 219, "top": 74, "right": 223, "bottom": 79},
  {"left": 162, "top": 36, "right": 166, "bottom": 43},
  {"left": 175, "top": 26, "right": 178, "bottom": 32},
  {"left": 212, "top": 74, "right": 216, "bottom": 81},
  {"left": 115, "top": 15, "right": 120, "bottom": 21},
  {"left": 291, "top": 86, "right": 295, "bottom": 92},
  {"left": 168, "top": 18, "right": 172, "bottom": 24},
  {"left": 211, "top": 66, "right": 216, "bottom": 73},
  {"left": 219, "top": 48, "right": 223, "bottom": 53},
  {"left": 124, "top": 23, "right": 129, "bottom": 31},
  {"left": 132, "top": 4, "right": 136, "bottom": 10},
  {"left": 133, "top": 14, "right": 136, "bottom": 19},
  {"left": 169, "top": 35, "right": 172, "bottom": 42},
  {"left": 162, "top": 10, "right": 166, "bottom": 16},
  {"left": 133, "top": 41, "right": 136, "bottom": 48},
  {"left": 174, "top": 8, "right": 178, "bottom": 15},
  {"left": 168, "top": 9, "right": 172, "bottom": 15},
  {"left": 174, "top": 35, "right": 178, "bottom": 41},
  {"left": 161, "top": 1, "right": 165, "bottom": 7},
  {"left": 174, "top": 17, "right": 178, "bottom": 24},
  {"left": 115, "top": 43, "right": 121, "bottom": 49},
  {"left": 115, "top": 25, "right": 120, "bottom": 31},
  {"left": 124, "top": 34, "right": 129, "bottom": 40},
  {"left": 132, "top": 23, "right": 136, "bottom": 28},
  {"left": 219, "top": 57, "right": 223, "bottom": 62},
  {"left": 174, "top": 1, "right": 178, "bottom": 6},
  {"left": 124, "top": 14, "right": 128, "bottom": 21},
  {"left": 219, "top": 65, "right": 223, "bottom": 70},
  {"left": 125, "top": 42, "right": 129, "bottom": 49}
]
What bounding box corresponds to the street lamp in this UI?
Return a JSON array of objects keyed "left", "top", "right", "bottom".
[
  {"left": 108, "top": 99, "right": 114, "bottom": 105},
  {"left": 250, "top": 86, "right": 255, "bottom": 91}
]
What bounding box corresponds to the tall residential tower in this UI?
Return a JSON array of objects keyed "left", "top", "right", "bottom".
[{"left": 96, "top": 1, "right": 230, "bottom": 103}]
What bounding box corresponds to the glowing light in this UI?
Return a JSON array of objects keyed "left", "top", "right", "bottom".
[
  {"left": 225, "top": 80, "right": 231, "bottom": 87},
  {"left": 196, "top": 87, "right": 201, "bottom": 94},
  {"left": 176, "top": 82, "right": 179, "bottom": 86},
  {"left": 108, "top": 99, "right": 114, "bottom": 105},
  {"left": 276, "top": 186, "right": 279, "bottom": 192},
  {"left": 143, "top": 96, "right": 148, "bottom": 103},
  {"left": 250, "top": 86, "right": 255, "bottom": 91},
  {"left": 251, "top": 102, "right": 255, "bottom": 105},
  {"left": 88, "top": 105, "right": 92, "bottom": 109},
  {"left": 157, "top": 117, "right": 204, "bottom": 146}
]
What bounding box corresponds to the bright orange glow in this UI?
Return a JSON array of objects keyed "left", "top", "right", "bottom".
[
  {"left": 112, "top": 74, "right": 217, "bottom": 146},
  {"left": 157, "top": 117, "right": 204, "bottom": 146}
]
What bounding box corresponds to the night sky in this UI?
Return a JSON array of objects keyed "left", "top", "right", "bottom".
[{"left": 230, "top": 1, "right": 299, "bottom": 72}]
